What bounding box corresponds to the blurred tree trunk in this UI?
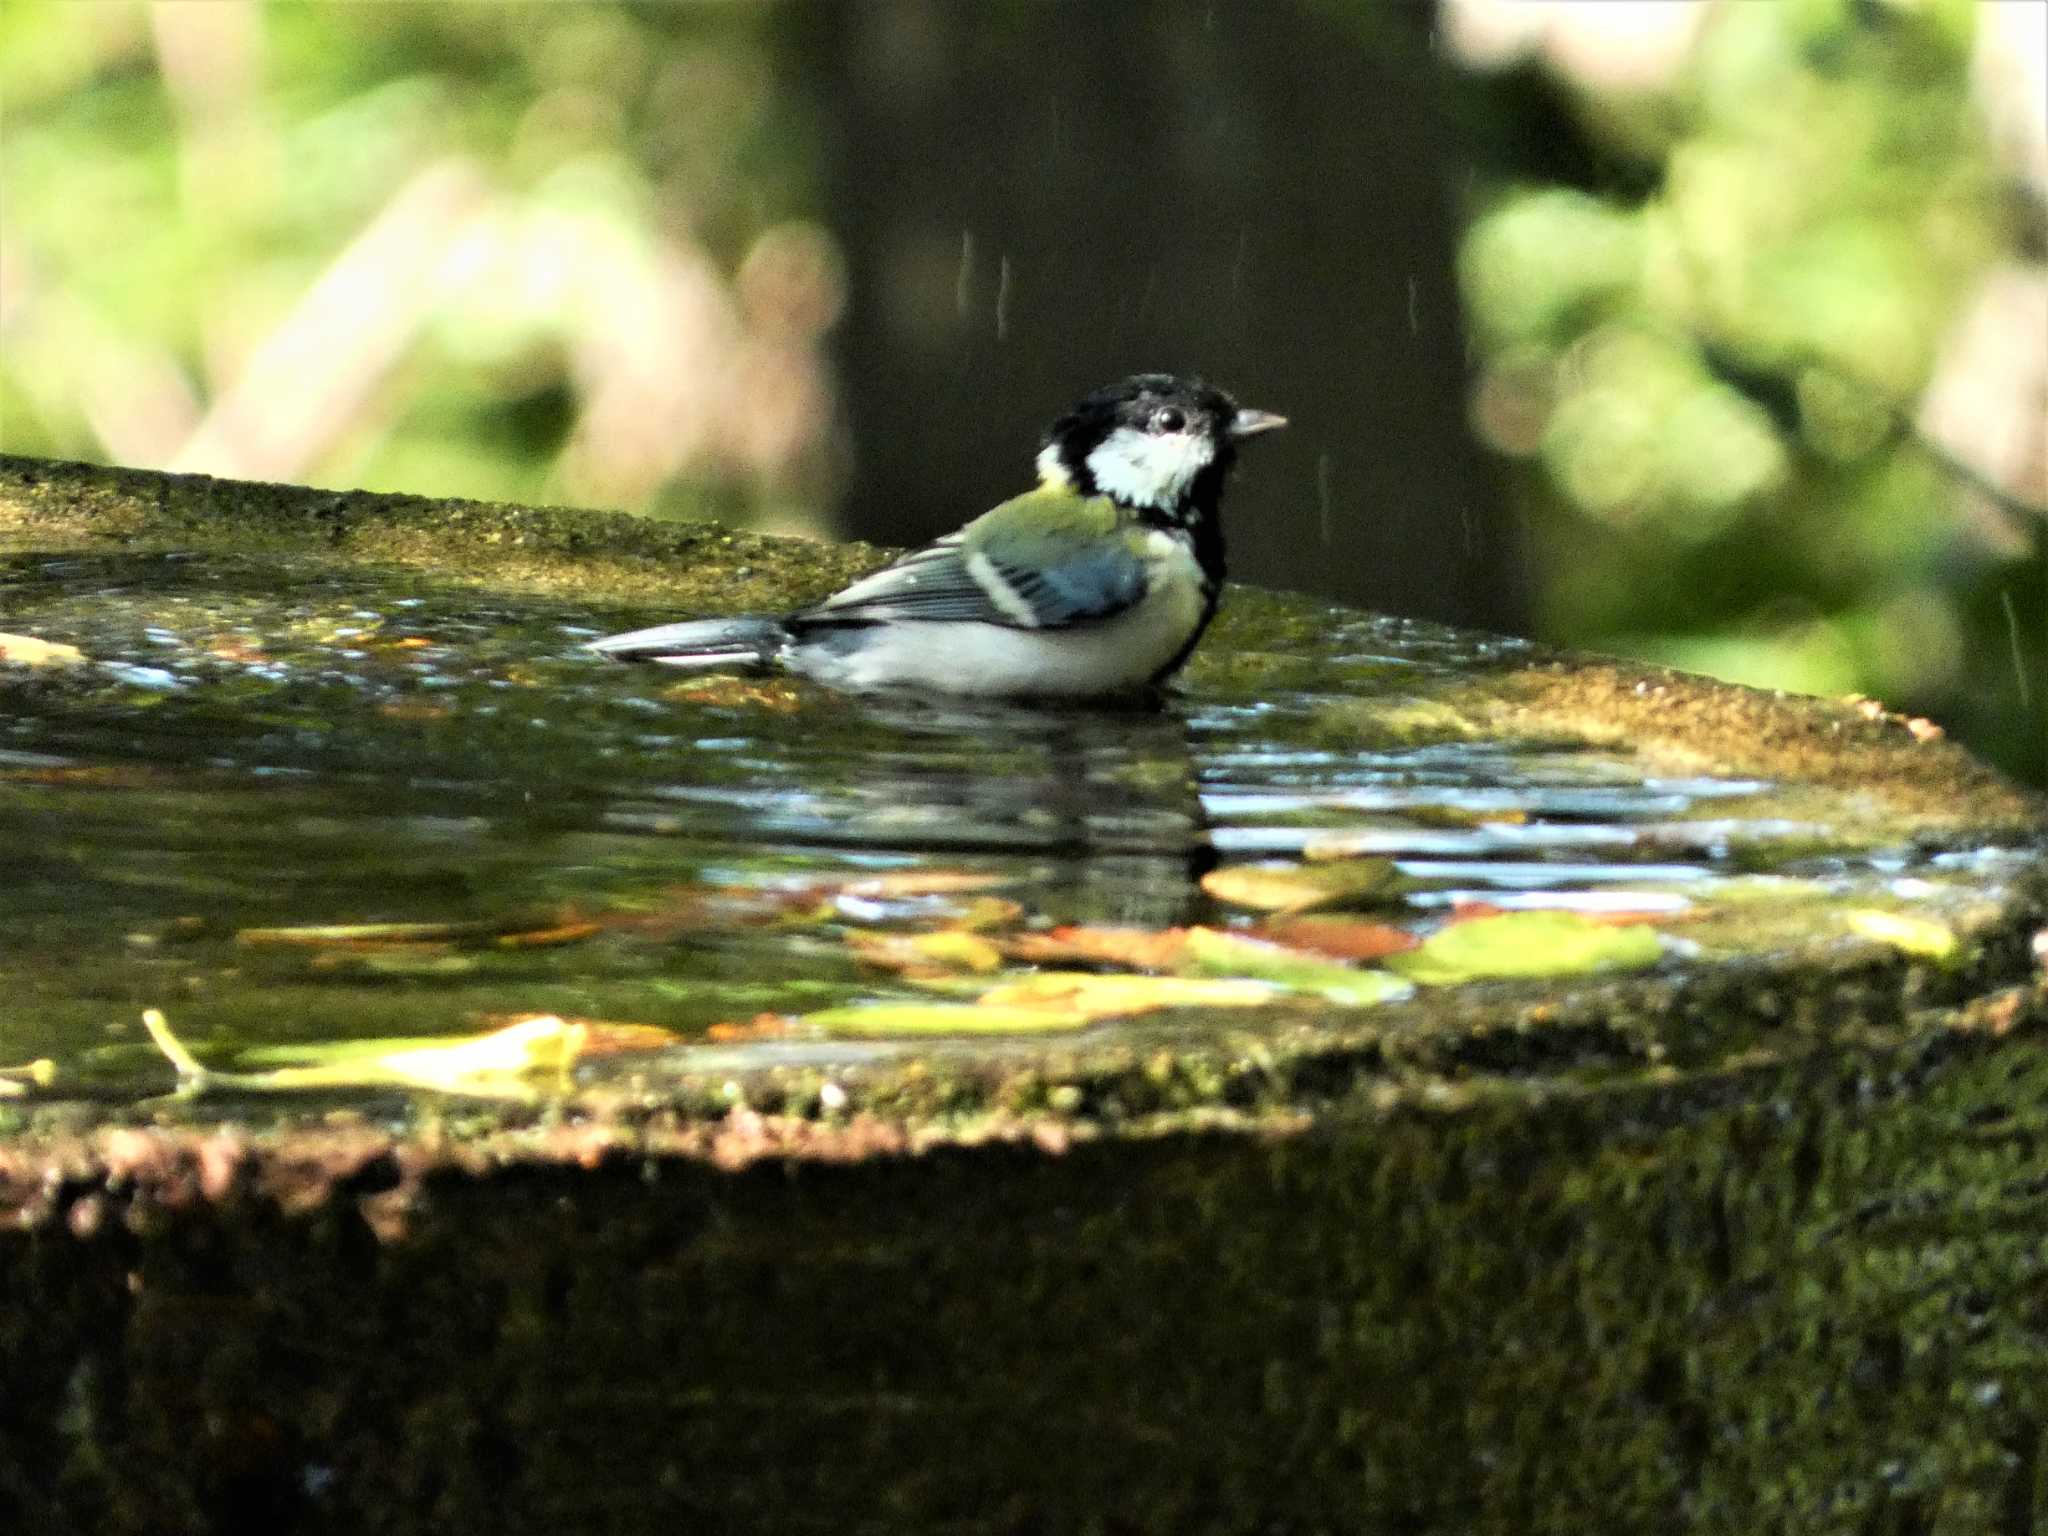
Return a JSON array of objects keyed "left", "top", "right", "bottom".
[{"left": 782, "top": 0, "right": 1526, "bottom": 632}]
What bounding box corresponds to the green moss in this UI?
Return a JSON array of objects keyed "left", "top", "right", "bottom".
[{"left": 0, "top": 454, "right": 878, "bottom": 614}]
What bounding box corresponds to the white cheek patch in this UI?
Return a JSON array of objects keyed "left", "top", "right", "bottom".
[{"left": 1084, "top": 427, "right": 1214, "bottom": 510}]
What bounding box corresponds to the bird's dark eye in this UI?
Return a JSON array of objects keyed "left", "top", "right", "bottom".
[{"left": 1151, "top": 406, "right": 1186, "bottom": 433}]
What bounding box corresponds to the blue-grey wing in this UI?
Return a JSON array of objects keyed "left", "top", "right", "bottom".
[{"left": 795, "top": 489, "right": 1148, "bottom": 631}]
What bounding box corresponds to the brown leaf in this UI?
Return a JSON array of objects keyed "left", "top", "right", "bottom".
[
  {"left": 1252, "top": 915, "right": 1420, "bottom": 962},
  {"left": 845, "top": 929, "right": 1005, "bottom": 977},
  {"left": 705, "top": 1012, "right": 803, "bottom": 1042},
  {"left": 239, "top": 915, "right": 595, "bottom": 951},
  {"left": 493, "top": 920, "right": 603, "bottom": 949},
  {"left": 999, "top": 925, "right": 1192, "bottom": 971}
]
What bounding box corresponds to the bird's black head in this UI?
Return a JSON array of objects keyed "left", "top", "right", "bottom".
[{"left": 1036, "top": 373, "right": 1286, "bottom": 521}]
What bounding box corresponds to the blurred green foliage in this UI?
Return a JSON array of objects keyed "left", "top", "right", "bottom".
[
  {"left": 1454, "top": 0, "right": 2044, "bottom": 783},
  {"left": 1, "top": 0, "right": 2038, "bottom": 783},
  {"left": 0, "top": 0, "right": 835, "bottom": 524}
]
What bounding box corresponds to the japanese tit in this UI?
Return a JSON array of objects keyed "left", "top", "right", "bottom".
[{"left": 588, "top": 373, "right": 1286, "bottom": 698}]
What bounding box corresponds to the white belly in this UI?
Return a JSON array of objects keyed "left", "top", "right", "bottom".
[{"left": 795, "top": 535, "right": 1210, "bottom": 698}]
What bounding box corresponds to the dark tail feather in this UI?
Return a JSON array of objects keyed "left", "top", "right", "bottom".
[{"left": 586, "top": 617, "right": 788, "bottom": 672}]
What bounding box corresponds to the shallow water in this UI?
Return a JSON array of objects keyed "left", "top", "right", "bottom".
[{"left": 0, "top": 549, "right": 2030, "bottom": 1097}]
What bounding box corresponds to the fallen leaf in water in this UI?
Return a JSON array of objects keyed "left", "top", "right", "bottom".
[
  {"left": 238, "top": 915, "right": 597, "bottom": 951},
  {"left": 807, "top": 1002, "right": 1086, "bottom": 1036},
  {"left": 493, "top": 920, "right": 603, "bottom": 949},
  {"left": 141, "top": 1010, "right": 606, "bottom": 1098},
  {"left": 705, "top": 1012, "right": 804, "bottom": 1042},
  {"left": 0, "top": 633, "right": 85, "bottom": 668},
  {"left": 1845, "top": 909, "right": 1959, "bottom": 962},
  {"left": 307, "top": 949, "right": 477, "bottom": 977},
  {"left": 1251, "top": 915, "right": 1419, "bottom": 962},
  {"left": 472, "top": 1016, "right": 681, "bottom": 1054},
  {"left": 978, "top": 972, "right": 1277, "bottom": 1020},
  {"left": 1447, "top": 900, "right": 1673, "bottom": 929},
  {"left": 999, "top": 926, "right": 1192, "bottom": 971},
  {"left": 239, "top": 920, "right": 498, "bottom": 948},
  {"left": 1388, "top": 912, "right": 1663, "bottom": 985},
  {"left": 846, "top": 929, "right": 1005, "bottom": 977},
  {"left": 1182, "top": 927, "right": 1412, "bottom": 1006},
  {"left": 1, "top": 1058, "right": 55, "bottom": 1096},
  {"left": 1201, "top": 858, "right": 1404, "bottom": 913}
]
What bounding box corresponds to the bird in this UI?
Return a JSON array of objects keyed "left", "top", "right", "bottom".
[{"left": 587, "top": 373, "right": 1286, "bottom": 699}]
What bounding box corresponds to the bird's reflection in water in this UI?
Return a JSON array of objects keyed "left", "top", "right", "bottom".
[{"left": 832, "top": 693, "right": 1214, "bottom": 930}]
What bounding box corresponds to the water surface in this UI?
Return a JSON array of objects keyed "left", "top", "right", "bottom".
[{"left": 0, "top": 549, "right": 2028, "bottom": 1098}]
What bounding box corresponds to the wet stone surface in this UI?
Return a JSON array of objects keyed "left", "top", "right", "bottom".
[
  {"left": 0, "top": 543, "right": 2039, "bottom": 1120},
  {"left": 6, "top": 466, "right": 2048, "bottom": 1535}
]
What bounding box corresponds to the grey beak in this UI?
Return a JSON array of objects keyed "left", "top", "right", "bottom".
[{"left": 1228, "top": 408, "right": 1288, "bottom": 440}]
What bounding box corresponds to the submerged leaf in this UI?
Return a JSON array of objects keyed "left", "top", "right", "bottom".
[
  {"left": 978, "top": 972, "right": 1278, "bottom": 1019},
  {"left": 140, "top": 1010, "right": 644, "bottom": 1099},
  {"left": 808, "top": 1002, "right": 1088, "bottom": 1036},
  {"left": 1845, "top": 909, "right": 1960, "bottom": 962},
  {"left": 999, "top": 926, "right": 1193, "bottom": 971},
  {"left": 846, "top": 929, "right": 1006, "bottom": 977},
  {"left": 1251, "top": 915, "right": 1420, "bottom": 962},
  {"left": 1182, "top": 927, "right": 1412, "bottom": 1006},
  {"left": 1201, "top": 858, "right": 1404, "bottom": 913},
  {"left": 472, "top": 1016, "right": 683, "bottom": 1055},
  {"left": 1388, "top": 912, "right": 1663, "bottom": 985},
  {"left": 0, "top": 1057, "right": 55, "bottom": 1096},
  {"left": 1447, "top": 899, "right": 1675, "bottom": 928},
  {"left": 0, "top": 632, "right": 85, "bottom": 668},
  {"left": 237, "top": 917, "right": 575, "bottom": 950},
  {"left": 493, "top": 920, "right": 604, "bottom": 949},
  {"left": 704, "top": 1012, "right": 805, "bottom": 1042}
]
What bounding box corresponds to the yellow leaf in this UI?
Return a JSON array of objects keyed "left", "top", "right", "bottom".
[
  {"left": 0, "top": 1058, "right": 54, "bottom": 1096},
  {"left": 140, "top": 1010, "right": 609, "bottom": 1099},
  {"left": 1387, "top": 912, "right": 1662, "bottom": 986},
  {"left": 1182, "top": 927, "right": 1412, "bottom": 1006},
  {"left": 1845, "top": 909, "right": 1959, "bottom": 962},
  {"left": 237, "top": 920, "right": 497, "bottom": 948},
  {"left": 0, "top": 632, "right": 85, "bottom": 668},
  {"left": 979, "top": 972, "right": 1278, "bottom": 1020},
  {"left": 808, "top": 1002, "right": 1087, "bottom": 1036}
]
